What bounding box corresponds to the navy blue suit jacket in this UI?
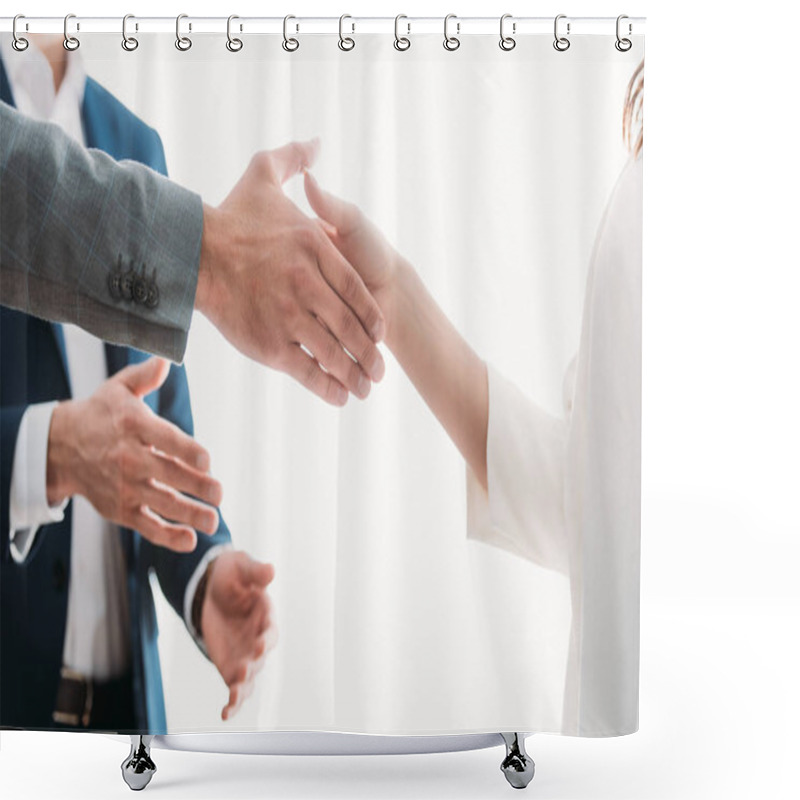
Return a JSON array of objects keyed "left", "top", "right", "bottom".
[{"left": 0, "top": 59, "right": 232, "bottom": 733}]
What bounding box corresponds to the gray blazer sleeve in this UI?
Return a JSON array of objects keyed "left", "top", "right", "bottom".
[{"left": 0, "top": 101, "right": 203, "bottom": 362}]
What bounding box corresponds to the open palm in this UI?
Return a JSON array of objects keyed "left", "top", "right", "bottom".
[{"left": 201, "top": 551, "right": 277, "bottom": 720}]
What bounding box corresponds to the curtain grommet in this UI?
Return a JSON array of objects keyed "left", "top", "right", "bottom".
[
  {"left": 338, "top": 14, "right": 355, "bottom": 51},
  {"left": 394, "top": 14, "right": 411, "bottom": 51},
  {"left": 176, "top": 13, "right": 192, "bottom": 51},
  {"left": 553, "top": 14, "right": 571, "bottom": 52},
  {"left": 226, "top": 15, "right": 243, "bottom": 52},
  {"left": 282, "top": 15, "right": 299, "bottom": 52},
  {"left": 121, "top": 14, "right": 138, "bottom": 51},
  {"left": 63, "top": 13, "right": 80, "bottom": 51},
  {"left": 615, "top": 15, "right": 632, "bottom": 52},
  {"left": 499, "top": 14, "right": 516, "bottom": 51},
  {"left": 12, "top": 14, "right": 29, "bottom": 52},
  {"left": 443, "top": 14, "right": 460, "bottom": 51}
]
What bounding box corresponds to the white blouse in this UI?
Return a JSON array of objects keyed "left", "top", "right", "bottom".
[{"left": 467, "top": 155, "right": 643, "bottom": 737}]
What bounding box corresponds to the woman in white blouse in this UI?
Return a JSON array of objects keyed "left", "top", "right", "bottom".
[{"left": 304, "top": 63, "right": 644, "bottom": 737}]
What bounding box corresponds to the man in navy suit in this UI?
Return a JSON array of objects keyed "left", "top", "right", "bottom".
[{"left": 0, "top": 38, "right": 277, "bottom": 734}]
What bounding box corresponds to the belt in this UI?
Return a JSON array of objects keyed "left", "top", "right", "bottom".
[{"left": 52, "top": 666, "right": 132, "bottom": 728}]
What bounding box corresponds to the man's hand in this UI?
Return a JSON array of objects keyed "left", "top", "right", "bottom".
[
  {"left": 195, "top": 140, "right": 386, "bottom": 406},
  {"left": 46, "top": 357, "right": 223, "bottom": 553},
  {"left": 200, "top": 551, "right": 277, "bottom": 721}
]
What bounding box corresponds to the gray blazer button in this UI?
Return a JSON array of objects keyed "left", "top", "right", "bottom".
[
  {"left": 133, "top": 273, "right": 148, "bottom": 304},
  {"left": 108, "top": 255, "right": 123, "bottom": 300},
  {"left": 108, "top": 272, "right": 122, "bottom": 300},
  {"left": 120, "top": 266, "right": 135, "bottom": 300},
  {"left": 144, "top": 268, "right": 159, "bottom": 309}
]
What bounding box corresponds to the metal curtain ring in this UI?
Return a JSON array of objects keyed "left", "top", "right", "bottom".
[
  {"left": 12, "top": 15, "right": 29, "bottom": 52},
  {"left": 176, "top": 13, "right": 192, "bottom": 51},
  {"left": 615, "top": 14, "right": 632, "bottom": 51},
  {"left": 226, "top": 15, "right": 243, "bottom": 52},
  {"left": 394, "top": 14, "right": 410, "bottom": 51},
  {"left": 283, "top": 15, "right": 299, "bottom": 52},
  {"left": 338, "top": 14, "right": 355, "bottom": 51},
  {"left": 443, "top": 14, "right": 460, "bottom": 51},
  {"left": 553, "top": 14, "right": 570, "bottom": 52},
  {"left": 63, "top": 13, "right": 80, "bottom": 51},
  {"left": 121, "top": 14, "right": 138, "bottom": 51},
  {"left": 499, "top": 13, "right": 516, "bottom": 51}
]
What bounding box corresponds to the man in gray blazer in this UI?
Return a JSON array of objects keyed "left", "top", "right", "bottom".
[{"left": 0, "top": 102, "right": 385, "bottom": 407}]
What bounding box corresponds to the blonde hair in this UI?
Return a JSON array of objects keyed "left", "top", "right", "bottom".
[{"left": 623, "top": 60, "right": 644, "bottom": 157}]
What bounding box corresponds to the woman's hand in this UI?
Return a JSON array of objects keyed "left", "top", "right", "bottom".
[
  {"left": 304, "top": 170, "right": 405, "bottom": 341},
  {"left": 46, "top": 357, "right": 223, "bottom": 553}
]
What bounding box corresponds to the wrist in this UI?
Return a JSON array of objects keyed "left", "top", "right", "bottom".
[
  {"left": 192, "top": 557, "right": 216, "bottom": 640},
  {"left": 383, "top": 257, "right": 417, "bottom": 351},
  {"left": 46, "top": 401, "right": 79, "bottom": 506},
  {"left": 197, "top": 204, "right": 226, "bottom": 321}
]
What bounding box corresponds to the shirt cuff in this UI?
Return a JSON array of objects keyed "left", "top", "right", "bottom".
[
  {"left": 8, "top": 402, "right": 69, "bottom": 564},
  {"left": 183, "top": 542, "right": 234, "bottom": 658}
]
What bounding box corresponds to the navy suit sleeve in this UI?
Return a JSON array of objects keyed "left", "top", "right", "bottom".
[{"left": 137, "top": 357, "right": 232, "bottom": 623}]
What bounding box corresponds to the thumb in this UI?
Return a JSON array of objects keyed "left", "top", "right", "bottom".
[
  {"left": 238, "top": 555, "right": 275, "bottom": 588},
  {"left": 303, "top": 170, "right": 358, "bottom": 235},
  {"left": 269, "top": 137, "right": 320, "bottom": 184},
  {"left": 116, "top": 357, "right": 171, "bottom": 398}
]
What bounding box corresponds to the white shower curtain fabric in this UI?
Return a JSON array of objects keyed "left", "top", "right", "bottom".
[{"left": 5, "top": 30, "right": 643, "bottom": 738}]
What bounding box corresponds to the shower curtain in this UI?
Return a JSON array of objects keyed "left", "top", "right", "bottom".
[{"left": 0, "top": 20, "right": 643, "bottom": 740}]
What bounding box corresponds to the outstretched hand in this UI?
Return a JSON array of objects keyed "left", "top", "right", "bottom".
[
  {"left": 196, "top": 141, "right": 386, "bottom": 406},
  {"left": 47, "top": 357, "right": 222, "bottom": 553},
  {"left": 201, "top": 551, "right": 278, "bottom": 721}
]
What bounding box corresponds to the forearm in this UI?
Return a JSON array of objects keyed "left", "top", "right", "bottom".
[{"left": 386, "top": 260, "right": 489, "bottom": 489}]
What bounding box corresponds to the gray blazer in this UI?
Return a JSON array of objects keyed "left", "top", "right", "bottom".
[{"left": 0, "top": 101, "right": 203, "bottom": 362}]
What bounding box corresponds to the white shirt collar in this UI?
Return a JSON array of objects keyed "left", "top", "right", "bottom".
[{"left": 0, "top": 37, "right": 86, "bottom": 142}]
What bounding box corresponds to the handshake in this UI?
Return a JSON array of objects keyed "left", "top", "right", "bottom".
[{"left": 47, "top": 138, "right": 410, "bottom": 556}]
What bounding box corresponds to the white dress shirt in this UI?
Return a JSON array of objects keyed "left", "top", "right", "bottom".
[
  {"left": 466, "top": 155, "right": 642, "bottom": 737},
  {"left": 3, "top": 39, "right": 223, "bottom": 679}
]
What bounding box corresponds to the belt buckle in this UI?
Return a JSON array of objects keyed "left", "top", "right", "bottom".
[{"left": 52, "top": 666, "right": 93, "bottom": 728}]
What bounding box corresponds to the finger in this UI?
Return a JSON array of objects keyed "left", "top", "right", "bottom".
[
  {"left": 115, "top": 357, "right": 171, "bottom": 398},
  {"left": 139, "top": 413, "right": 213, "bottom": 473},
  {"left": 313, "top": 282, "right": 385, "bottom": 382},
  {"left": 283, "top": 344, "right": 349, "bottom": 407},
  {"left": 270, "top": 138, "right": 320, "bottom": 184},
  {"left": 314, "top": 216, "right": 339, "bottom": 239},
  {"left": 301, "top": 316, "right": 372, "bottom": 399},
  {"left": 130, "top": 506, "right": 197, "bottom": 553},
  {"left": 316, "top": 239, "right": 386, "bottom": 346},
  {"left": 303, "top": 170, "right": 358, "bottom": 235},
  {"left": 222, "top": 684, "right": 241, "bottom": 721},
  {"left": 143, "top": 480, "right": 219, "bottom": 535},
  {"left": 148, "top": 450, "right": 223, "bottom": 507},
  {"left": 238, "top": 557, "right": 275, "bottom": 588}
]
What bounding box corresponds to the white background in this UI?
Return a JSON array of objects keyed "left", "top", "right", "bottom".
[{"left": 1, "top": 0, "right": 798, "bottom": 798}]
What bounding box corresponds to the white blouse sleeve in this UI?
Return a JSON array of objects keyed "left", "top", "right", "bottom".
[{"left": 466, "top": 362, "right": 571, "bottom": 576}]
